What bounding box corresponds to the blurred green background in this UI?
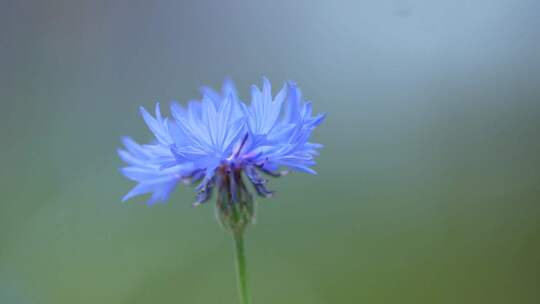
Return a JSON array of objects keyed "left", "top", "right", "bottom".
[{"left": 1, "top": 1, "right": 539, "bottom": 303}]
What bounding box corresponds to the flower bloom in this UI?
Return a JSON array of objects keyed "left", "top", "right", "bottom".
[{"left": 118, "top": 78, "right": 325, "bottom": 205}]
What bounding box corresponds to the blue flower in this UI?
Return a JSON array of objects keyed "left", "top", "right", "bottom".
[{"left": 118, "top": 78, "right": 325, "bottom": 205}]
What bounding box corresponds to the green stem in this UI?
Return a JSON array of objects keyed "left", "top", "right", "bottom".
[{"left": 233, "top": 232, "right": 251, "bottom": 304}]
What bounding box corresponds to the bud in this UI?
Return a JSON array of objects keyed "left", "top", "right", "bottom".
[{"left": 215, "top": 166, "right": 255, "bottom": 235}]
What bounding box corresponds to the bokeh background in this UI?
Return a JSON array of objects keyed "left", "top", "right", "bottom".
[{"left": 1, "top": 1, "right": 539, "bottom": 303}]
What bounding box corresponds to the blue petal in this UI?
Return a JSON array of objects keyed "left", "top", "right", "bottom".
[{"left": 119, "top": 78, "right": 324, "bottom": 204}]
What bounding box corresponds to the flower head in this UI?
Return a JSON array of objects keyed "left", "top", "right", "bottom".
[{"left": 118, "top": 78, "right": 325, "bottom": 207}]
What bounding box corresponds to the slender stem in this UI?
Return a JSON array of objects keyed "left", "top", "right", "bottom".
[{"left": 233, "top": 232, "right": 251, "bottom": 304}]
